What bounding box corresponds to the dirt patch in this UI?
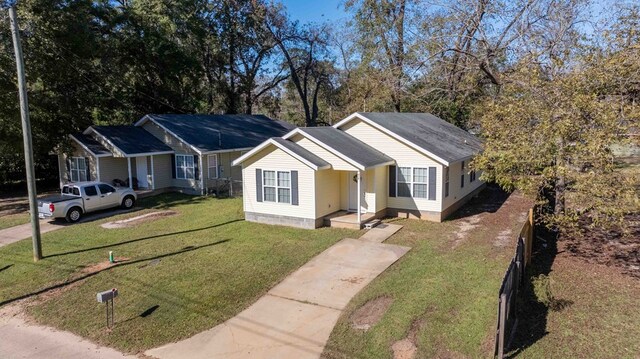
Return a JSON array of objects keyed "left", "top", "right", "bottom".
[
  {"left": 561, "top": 213, "right": 640, "bottom": 279},
  {"left": 493, "top": 228, "right": 513, "bottom": 247},
  {"left": 350, "top": 296, "right": 393, "bottom": 331},
  {"left": 79, "top": 257, "right": 130, "bottom": 274},
  {"left": 101, "top": 211, "right": 177, "bottom": 229},
  {"left": 391, "top": 318, "right": 425, "bottom": 359},
  {"left": 341, "top": 276, "right": 365, "bottom": 284}
]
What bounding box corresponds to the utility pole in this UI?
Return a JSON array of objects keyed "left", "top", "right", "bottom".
[{"left": 9, "top": 4, "right": 42, "bottom": 261}]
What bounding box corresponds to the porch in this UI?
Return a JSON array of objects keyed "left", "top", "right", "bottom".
[{"left": 323, "top": 210, "right": 378, "bottom": 230}]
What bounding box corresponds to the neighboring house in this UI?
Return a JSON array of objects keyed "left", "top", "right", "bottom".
[
  {"left": 59, "top": 114, "right": 294, "bottom": 195},
  {"left": 232, "top": 112, "right": 485, "bottom": 229}
]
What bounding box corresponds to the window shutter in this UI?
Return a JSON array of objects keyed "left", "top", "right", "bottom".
[
  {"left": 291, "top": 170, "right": 299, "bottom": 205},
  {"left": 171, "top": 154, "right": 176, "bottom": 178},
  {"left": 193, "top": 154, "right": 199, "bottom": 180},
  {"left": 255, "top": 169, "right": 263, "bottom": 202},
  {"left": 85, "top": 157, "right": 91, "bottom": 181},
  {"left": 428, "top": 167, "right": 436, "bottom": 200},
  {"left": 388, "top": 165, "right": 396, "bottom": 197}
]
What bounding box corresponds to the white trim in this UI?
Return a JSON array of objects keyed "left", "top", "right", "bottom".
[
  {"left": 262, "top": 169, "right": 292, "bottom": 204},
  {"left": 202, "top": 147, "right": 253, "bottom": 155},
  {"left": 232, "top": 138, "right": 330, "bottom": 171},
  {"left": 69, "top": 134, "right": 112, "bottom": 158},
  {"left": 208, "top": 154, "right": 219, "bottom": 179},
  {"left": 135, "top": 115, "right": 203, "bottom": 154},
  {"left": 124, "top": 151, "right": 174, "bottom": 157},
  {"left": 199, "top": 154, "right": 205, "bottom": 195},
  {"left": 357, "top": 171, "right": 362, "bottom": 225},
  {"left": 150, "top": 155, "right": 155, "bottom": 190},
  {"left": 175, "top": 153, "right": 196, "bottom": 180},
  {"left": 96, "top": 157, "right": 101, "bottom": 181},
  {"left": 396, "top": 166, "right": 432, "bottom": 200},
  {"left": 333, "top": 113, "right": 451, "bottom": 166},
  {"left": 127, "top": 157, "right": 132, "bottom": 189}
]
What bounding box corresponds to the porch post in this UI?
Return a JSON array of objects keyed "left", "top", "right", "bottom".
[
  {"left": 96, "top": 157, "right": 101, "bottom": 182},
  {"left": 127, "top": 157, "right": 132, "bottom": 188},
  {"left": 357, "top": 170, "right": 362, "bottom": 226},
  {"left": 199, "top": 154, "right": 205, "bottom": 195},
  {"left": 150, "top": 155, "right": 155, "bottom": 190}
]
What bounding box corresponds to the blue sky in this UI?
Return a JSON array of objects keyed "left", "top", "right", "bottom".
[{"left": 282, "top": 0, "right": 347, "bottom": 23}]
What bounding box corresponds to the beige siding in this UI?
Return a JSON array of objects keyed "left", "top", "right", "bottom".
[
  {"left": 315, "top": 169, "right": 341, "bottom": 217},
  {"left": 98, "top": 156, "right": 129, "bottom": 184},
  {"left": 203, "top": 151, "right": 244, "bottom": 188},
  {"left": 374, "top": 166, "right": 388, "bottom": 212},
  {"left": 442, "top": 160, "right": 484, "bottom": 210},
  {"left": 152, "top": 154, "right": 173, "bottom": 189},
  {"left": 340, "top": 117, "right": 443, "bottom": 212},
  {"left": 291, "top": 134, "right": 359, "bottom": 171},
  {"left": 243, "top": 146, "right": 316, "bottom": 220},
  {"left": 59, "top": 143, "right": 98, "bottom": 184}
]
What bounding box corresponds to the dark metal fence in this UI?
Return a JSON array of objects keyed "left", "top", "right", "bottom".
[{"left": 495, "top": 208, "right": 534, "bottom": 358}]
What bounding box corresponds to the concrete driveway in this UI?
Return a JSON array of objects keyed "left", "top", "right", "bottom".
[
  {"left": 0, "top": 208, "right": 138, "bottom": 248},
  {"left": 146, "top": 238, "right": 410, "bottom": 359}
]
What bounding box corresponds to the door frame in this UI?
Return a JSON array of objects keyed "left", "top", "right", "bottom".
[{"left": 136, "top": 156, "right": 149, "bottom": 188}]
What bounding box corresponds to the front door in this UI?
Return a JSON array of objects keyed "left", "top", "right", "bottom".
[
  {"left": 136, "top": 157, "right": 148, "bottom": 188},
  {"left": 348, "top": 171, "right": 358, "bottom": 212}
]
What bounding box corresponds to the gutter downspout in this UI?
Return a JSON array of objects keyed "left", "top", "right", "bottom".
[{"left": 127, "top": 157, "right": 132, "bottom": 189}]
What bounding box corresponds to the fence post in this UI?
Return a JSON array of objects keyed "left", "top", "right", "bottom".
[{"left": 497, "top": 293, "right": 507, "bottom": 359}]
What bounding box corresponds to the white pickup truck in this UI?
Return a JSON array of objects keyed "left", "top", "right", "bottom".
[{"left": 37, "top": 182, "right": 137, "bottom": 223}]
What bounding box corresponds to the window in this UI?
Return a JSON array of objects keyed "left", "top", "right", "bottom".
[
  {"left": 263, "top": 170, "right": 291, "bottom": 203},
  {"left": 208, "top": 154, "right": 219, "bottom": 179},
  {"left": 445, "top": 167, "right": 450, "bottom": 197},
  {"left": 84, "top": 185, "right": 98, "bottom": 196},
  {"left": 460, "top": 161, "right": 465, "bottom": 188},
  {"left": 72, "top": 187, "right": 80, "bottom": 196},
  {"left": 470, "top": 169, "right": 476, "bottom": 182},
  {"left": 69, "top": 157, "right": 87, "bottom": 182},
  {"left": 397, "top": 167, "right": 429, "bottom": 199},
  {"left": 98, "top": 184, "right": 115, "bottom": 194},
  {"left": 176, "top": 154, "right": 195, "bottom": 180}
]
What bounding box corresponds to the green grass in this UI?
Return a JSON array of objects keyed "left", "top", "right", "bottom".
[
  {"left": 322, "top": 212, "right": 523, "bottom": 359},
  {"left": 0, "top": 212, "right": 30, "bottom": 230},
  {"left": 0, "top": 193, "right": 357, "bottom": 353}
]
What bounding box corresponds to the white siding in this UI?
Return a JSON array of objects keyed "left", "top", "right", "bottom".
[
  {"left": 243, "top": 146, "right": 316, "bottom": 219},
  {"left": 442, "top": 160, "right": 484, "bottom": 210},
  {"left": 340, "top": 117, "right": 444, "bottom": 212},
  {"left": 315, "top": 169, "right": 341, "bottom": 217}
]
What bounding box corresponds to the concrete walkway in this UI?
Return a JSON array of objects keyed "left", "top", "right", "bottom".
[
  {"left": 146, "top": 238, "right": 410, "bottom": 359},
  {"left": 359, "top": 223, "right": 403, "bottom": 243},
  {"left": 0, "top": 306, "right": 134, "bottom": 359}
]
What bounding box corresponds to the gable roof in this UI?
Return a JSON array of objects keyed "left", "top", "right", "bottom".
[
  {"left": 285, "top": 127, "right": 394, "bottom": 170},
  {"left": 335, "top": 112, "right": 483, "bottom": 165},
  {"left": 232, "top": 137, "right": 331, "bottom": 170},
  {"left": 69, "top": 133, "right": 112, "bottom": 157},
  {"left": 135, "top": 114, "right": 295, "bottom": 154},
  {"left": 85, "top": 126, "right": 174, "bottom": 157}
]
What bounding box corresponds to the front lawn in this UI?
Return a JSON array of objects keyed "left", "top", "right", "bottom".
[
  {"left": 0, "top": 193, "right": 357, "bottom": 353},
  {"left": 0, "top": 212, "right": 29, "bottom": 230},
  {"left": 322, "top": 187, "right": 532, "bottom": 358}
]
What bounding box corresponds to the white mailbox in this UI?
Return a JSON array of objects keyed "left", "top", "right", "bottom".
[{"left": 96, "top": 288, "right": 118, "bottom": 303}]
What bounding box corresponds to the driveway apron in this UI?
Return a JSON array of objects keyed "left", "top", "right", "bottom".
[{"left": 146, "top": 237, "right": 410, "bottom": 359}]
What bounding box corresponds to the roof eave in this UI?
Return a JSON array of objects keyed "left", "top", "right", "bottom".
[
  {"left": 284, "top": 128, "right": 368, "bottom": 171},
  {"left": 232, "top": 138, "right": 324, "bottom": 171}
]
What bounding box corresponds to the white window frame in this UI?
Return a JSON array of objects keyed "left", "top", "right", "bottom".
[
  {"left": 445, "top": 167, "right": 450, "bottom": 197},
  {"left": 262, "top": 170, "right": 292, "bottom": 204},
  {"left": 69, "top": 157, "right": 87, "bottom": 182},
  {"left": 208, "top": 154, "right": 219, "bottom": 179},
  {"left": 396, "top": 166, "right": 429, "bottom": 199},
  {"left": 175, "top": 154, "right": 195, "bottom": 180}
]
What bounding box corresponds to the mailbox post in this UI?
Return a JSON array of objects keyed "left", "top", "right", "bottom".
[{"left": 97, "top": 288, "right": 118, "bottom": 328}]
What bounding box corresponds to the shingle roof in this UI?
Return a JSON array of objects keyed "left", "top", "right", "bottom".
[
  {"left": 352, "top": 112, "right": 483, "bottom": 163},
  {"left": 91, "top": 126, "right": 174, "bottom": 155},
  {"left": 299, "top": 127, "right": 394, "bottom": 169},
  {"left": 70, "top": 133, "right": 111, "bottom": 156},
  {"left": 270, "top": 137, "right": 330, "bottom": 169},
  {"left": 141, "top": 114, "right": 295, "bottom": 153}
]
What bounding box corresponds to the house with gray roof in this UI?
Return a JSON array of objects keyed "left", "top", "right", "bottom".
[
  {"left": 232, "top": 112, "right": 484, "bottom": 229},
  {"left": 59, "top": 114, "right": 294, "bottom": 194}
]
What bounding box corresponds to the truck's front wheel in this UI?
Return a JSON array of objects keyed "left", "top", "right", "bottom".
[
  {"left": 122, "top": 195, "right": 135, "bottom": 209},
  {"left": 65, "top": 207, "right": 82, "bottom": 223}
]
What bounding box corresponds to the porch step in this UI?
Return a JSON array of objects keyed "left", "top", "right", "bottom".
[
  {"left": 364, "top": 219, "right": 381, "bottom": 230},
  {"left": 324, "top": 211, "right": 378, "bottom": 230}
]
